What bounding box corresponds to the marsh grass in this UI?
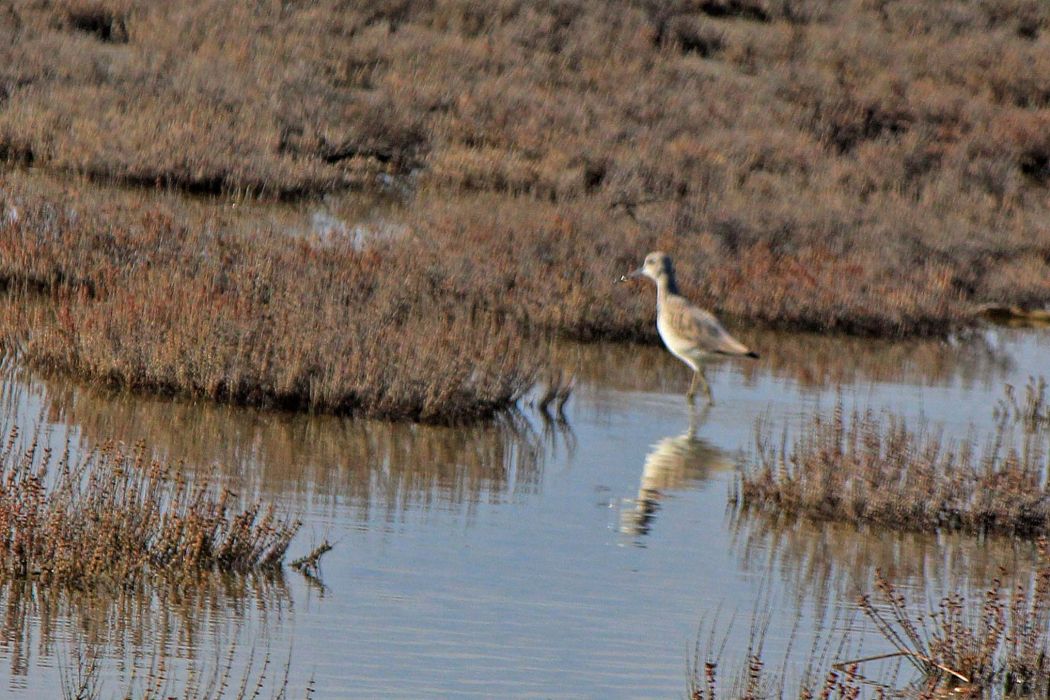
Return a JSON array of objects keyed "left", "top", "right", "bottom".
[
  {"left": 685, "top": 608, "right": 870, "bottom": 700},
  {"left": 1, "top": 1, "right": 1049, "bottom": 337},
  {"left": 689, "top": 543, "right": 1050, "bottom": 698},
  {"left": 848, "top": 542, "right": 1050, "bottom": 697},
  {"left": 0, "top": 164, "right": 1011, "bottom": 427},
  {"left": 737, "top": 394, "right": 1050, "bottom": 537},
  {"left": 687, "top": 660, "right": 869, "bottom": 700},
  {"left": 996, "top": 376, "right": 1050, "bottom": 433},
  {"left": 0, "top": 426, "right": 298, "bottom": 588},
  {"left": 0, "top": 176, "right": 535, "bottom": 423}
]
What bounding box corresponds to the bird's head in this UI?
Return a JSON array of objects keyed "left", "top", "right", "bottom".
[{"left": 620, "top": 251, "right": 673, "bottom": 284}]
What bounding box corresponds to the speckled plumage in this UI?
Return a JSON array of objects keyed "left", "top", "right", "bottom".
[{"left": 623, "top": 251, "right": 758, "bottom": 404}]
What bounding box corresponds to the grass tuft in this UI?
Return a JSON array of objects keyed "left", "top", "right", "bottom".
[
  {"left": 0, "top": 428, "right": 299, "bottom": 588},
  {"left": 737, "top": 391, "right": 1050, "bottom": 538},
  {"left": 689, "top": 543, "right": 1050, "bottom": 697}
]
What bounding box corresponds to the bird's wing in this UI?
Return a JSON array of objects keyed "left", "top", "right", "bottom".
[{"left": 664, "top": 295, "right": 753, "bottom": 356}]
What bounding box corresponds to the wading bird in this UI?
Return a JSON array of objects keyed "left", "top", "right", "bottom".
[{"left": 621, "top": 251, "right": 758, "bottom": 404}]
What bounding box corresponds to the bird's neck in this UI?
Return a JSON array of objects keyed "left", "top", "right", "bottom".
[{"left": 656, "top": 272, "right": 679, "bottom": 299}]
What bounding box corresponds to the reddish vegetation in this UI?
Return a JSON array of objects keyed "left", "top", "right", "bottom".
[
  {"left": 2, "top": 0, "right": 1050, "bottom": 414},
  {"left": 0, "top": 177, "right": 534, "bottom": 422},
  {"left": 0, "top": 429, "right": 299, "bottom": 588},
  {"left": 738, "top": 397, "right": 1050, "bottom": 538},
  {"left": 690, "top": 546, "right": 1050, "bottom": 698}
]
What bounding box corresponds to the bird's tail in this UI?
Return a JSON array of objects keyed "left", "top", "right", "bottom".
[{"left": 714, "top": 347, "right": 760, "bottom": 359}]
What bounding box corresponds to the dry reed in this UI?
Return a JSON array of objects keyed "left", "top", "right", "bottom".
[
  {"left": 687, "top": 661, "right": 868, "bottom": 700},
  {"left": 0, "top": 175, "right": 535, "bottom": 423},
  {"left": 737, "top": 395, "right": 1050, "bottom": 537},
  {"left": 0, "top": 0, "right": 1048, "bottom": 337},
  {"left": 848, "top": 541, "right": 1050, "bottom": 697},
  {"left": 689, "top": 542, "right": 1050, "bottom": 698},
  {"left": 0, "top": 427, "right": 299, "bottom": 589},
  {"left": 996, "top": 376, "right": 1050, "bottom": 433}
]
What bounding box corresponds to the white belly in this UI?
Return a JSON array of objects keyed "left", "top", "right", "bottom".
[{"left": 657, "top": 316, "right": 702, "bottom": 371}]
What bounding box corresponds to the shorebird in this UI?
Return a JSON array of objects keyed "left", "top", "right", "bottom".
[{"left": 621, "top": 251, "right": 758, "bottom": 404}]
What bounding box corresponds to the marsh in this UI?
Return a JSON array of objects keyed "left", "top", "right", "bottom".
[{"left": 0, "top": 321, "right": 1045, "bottom": 696}]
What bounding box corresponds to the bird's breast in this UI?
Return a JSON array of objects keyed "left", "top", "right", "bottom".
[{"left": 657, "top": 317, "right": 703, "bottom": 367}]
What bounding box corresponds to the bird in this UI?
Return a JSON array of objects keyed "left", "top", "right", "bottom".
[{"left": 620, "top": 251, "right": 758, "bottom": 404}]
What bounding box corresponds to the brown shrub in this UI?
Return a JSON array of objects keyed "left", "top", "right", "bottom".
[
  {"left": 688, "top": 545, "right": 1050, "bottom": 698},
  {"left": 0, "top": 428, "right": 299, "bottom": 588},
  {"left": 0, "top": 176, "right": 535, "bottom": 423},
  {"left": 738, "top": 397, "right": 1050, "bottom": 537},
  {"left": 0, "top": 0, "right": 1049, "bottom": 341}
]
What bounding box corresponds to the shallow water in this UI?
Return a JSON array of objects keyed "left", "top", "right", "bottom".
[
  {"left": 0, "top": 166, "right": 403, "bottom": 251},
  {"left": 0, "top": 325, "right": 1047, "bottom": 697}
]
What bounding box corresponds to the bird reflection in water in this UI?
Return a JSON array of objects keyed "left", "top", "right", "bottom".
[{"left": 620, "top": 406, "right": 732, "bottom": 539}]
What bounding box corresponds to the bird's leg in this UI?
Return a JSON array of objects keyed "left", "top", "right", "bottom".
[
  {"left": 686, "top": 372, "right": 699, "bottom": 404},
  {"left": 696, "top": 366, "right": 714, "bottom": 405}
]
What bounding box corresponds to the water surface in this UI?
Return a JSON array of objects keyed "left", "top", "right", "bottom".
[{"left": 0, "top": 325, "right": 1046, "bottom": 697}]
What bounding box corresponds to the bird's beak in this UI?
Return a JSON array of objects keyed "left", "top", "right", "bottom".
[{"left": 619, "top": 269, "right": 643, "bottom": 283}]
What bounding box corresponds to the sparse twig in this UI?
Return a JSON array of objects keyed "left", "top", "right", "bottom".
[{"left": 290, "top": 540, "right": 333, "bottom": 582}]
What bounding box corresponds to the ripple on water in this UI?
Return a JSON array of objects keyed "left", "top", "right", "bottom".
[{"left": 0, "top": 326, "right": 1046, "bottom": 697}]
